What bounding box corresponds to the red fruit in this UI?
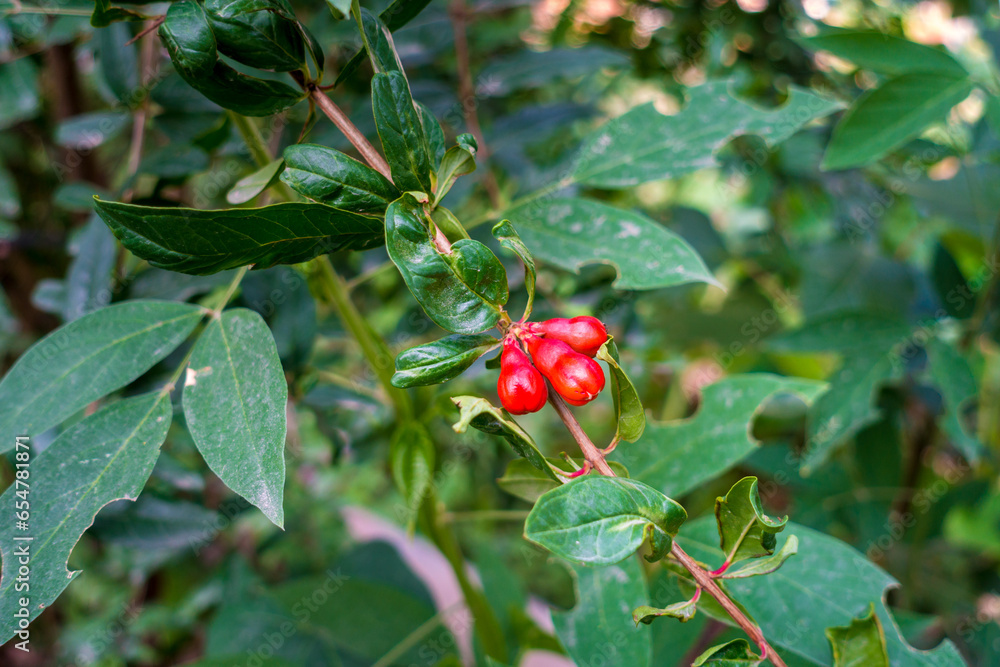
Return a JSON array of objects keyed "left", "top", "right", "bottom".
[
  {"left": 524, "top": 335, "right": 605, "bottom": 406},
  {"left": 498, "top": 338, "right": 548, "bottom": 415},
  {"left": 531, "top": 316, "right": 607, "bottom": 357}
]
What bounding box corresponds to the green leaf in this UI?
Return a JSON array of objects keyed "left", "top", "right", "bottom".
[
  {"left": 524, "top": 476, "right": 687, "bottom": 565},
  {"left": 691, "top": 639, "right": 762, "bottom": 666},
  {"left": 794, "top": 29, "right": 967, "bottom": 77},
  {"left": 159, "top": 1, "right": 305, "bottom": 117},
  {"left": 158, "top": 1, "right": 218, "bottom": 78},
  {"left": 227, "top": 158, "right": 286, "bottom": 205},
  {"left": 204, "top": 0, "right": 307, "bottom": 72},
  {"left": 822, "top": 73, "right": 973, "bottom": 170},
  {"left": 55, "top": 110, "right": 131, "bottom": 149},
  {"left": 389, "top": 421, "right": 436, "bottom": 528},
  {"left": 0, "top": 58, "right": 41, "bottom": 130},
  {"left": 91, "top": 0, "right": 148, "bottom": 26},
  {"left": 355, "top": 7, "right": 404, "bottom": 75},
  {"left": 632, "top": 596, "right": 699, "bottom": 625},
  {"left": 281, "top": 143, "right": 400, "bottom": 214},
  {"left": 61, "top": 213, "right": 119, "bottom": 322},
  {"left": 0, "top": 301, "right": 203, "bottom": 453},
  {"left": 925, "top": 338, "right": 981, "bottom": 461},
  {"left": 333, "top": 0, "right": 434, "bottom": 86},
  {"left": 715, "top": 477, "right": 787, "bottom": 566},
  {"left": 615, "top": 374, "right": 825, "bottom": 499},
  {"left": 183, "top": 309, "right": 288, "bottom": 527},
  {"left": 391, "top": 334, "right": 497, "bottom": 388},
  {"left": 385, "top": 194, "right": 507, "bottom": 334},
  {"left": 803, "top": 352, "right": 903, "bottom": 474},
  {"left": 432, "top": 206, "right": 471, "bottom": 242},
  {"left": 596, "top": 337, "right": 645, "bottom": 444},
  {"left": 826, "top": 604, "right": 890, "bottom": 667},
  {"left": 433, "top": 141, "right": 477, "bottom": 206},
  {"left": 372, "top": 71, "right": 433, "bottom": 193},
  {"left": 95, "top": 23, "right": 139, "bottom": 104},
  {"left": 721, "top": 534, "right": 798, "bottom": 579},
  {"left": 676, "top": 518, "right": 965, "bottom": 666},
  {"left": 497, "top": 458, "right": 629, "bottom": 502},
  {"left": 95, "top": 199, "right": 384, "bottom": 275},
  {"left": 553, "top": 557, "right": 652, "bottom": 667},
  {"left": 492, "top": 219, "right": 537, "bottom": 318},
  {"left": 451, "top": 396, "right": 558, "bottom": 480},
  {"left": 418, "top": 102, "right": 446, "bottom": 170},
  {"left": 504, "top": 198, "right": 718, "bottom": 291},
  {"left": 0, "top": 392, "right": 171, "bottom": 644},
  {"left": 570, "top": 80, "right": 842, "bottom": 188}
]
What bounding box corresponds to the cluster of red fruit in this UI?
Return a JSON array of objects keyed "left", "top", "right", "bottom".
[{"left": 498, "top": 316, "right": 608, "bottom": 414}]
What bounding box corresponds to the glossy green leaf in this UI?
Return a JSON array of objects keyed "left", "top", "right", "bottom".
[
  {"left": 385, "top": 194, "right": 507, "bottom": 334},
  {"left": 159, "top": 1, "right": 305, "bottom": 117},
  {"left": 596, "top": 337, "right": 644, "bottom": 444},
  {"left": 281, "top": 143, "right": 399, "bottom": 214},
  {"left": 391, "top": 334, "right": 497, "bottom": 388},
  {"left": 158, "top": 1, "right": 217, "bottom": 78},
  {"left": 451, "top": 396, "right": 558, "bottom": 479},
  {"left": 826, "top": 604, "right": 890, "bottom": 667},
  {"left": 497, "top": 457, "right": 629, "bottom": 503},
  {"left": 715, "top": 477, "right": 787, "bottom": 566},
  {"left": 0, "top": 300, "right": 203, "bottom": 453},
  {"left": 227, "top": 159, "right": 286, "bottom": 205},
  {"left": 0, "top": 392, "right": 172, "bottom": 644},
  {"left": 795, "top": 29, "right": 967, "bottom": 77},
  {"left": 333, "top": 0, "right": 434, "bottom": 86},
  {"left": 632, "top": 596, "right": 699, "bottom": 625},
  {"left": 95, "top": 199, "right": 384, "bottom": 275},
  {"left": 677, "top": 518, "right": 965, "bottom": 666},
  {"left": 433, "top": 206, "right": 471, "bottom": 241},
  {"left": 570, "top": 80, "right": 842, "bottom": 188},
  {"left": 614, "top": 374, "right": 825, "bottom": 498},
  {"left": 389, "top": 421, "right": 436, "bottom": 528},
  {"left": 183, "top": 309, "right": 288, "bottom": 527},
  {"left": 498, "top": 459, "right": 630, "bottom": 503},
  {"left": 372, "top": 71, "right": 433, "bottom": 193},
  {"left": 418, "top": 102, "right": 446, "bottom": 170},
  {"left": 525, "top": 476, "right": 687, "bottom": 565},
  {"left": 925, "top": 338, "right": 981, "bottom": 461},
  {"left": 433, "top": 140, "right": 477, "bottom": 206},
  {"left": 355, "top": 7, "right": 404, "bottom": 75},
  {"left": 822, "top": 73, "right": 973, "bottom": 170},
  {"left": 721, "top": 535, "right": 798, "bottom": 579},
  {"left": 492, "top": 219, "right": 536, "bottom": 318},
  {"left": 553, "top": 557, "right": 651, "bottom": 667},
  {"left": 691, "top": 639, "right": 762, "bottom": 666},
  {"left": 504, "top": 198, "right": 718, "bottom": 290},
  {"left": 204, "top": 0, "right": 307, "bottom": 72},
  {"left": 56, "top": 110, "right": 131, "bottom": 149}
]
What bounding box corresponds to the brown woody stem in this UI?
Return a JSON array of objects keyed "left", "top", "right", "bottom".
[
  {"left": 309, "top": 88, "right": 394, "bottom": 182},
  {"left": 552, "top": 394, "right": 788, "bottom": 667}
]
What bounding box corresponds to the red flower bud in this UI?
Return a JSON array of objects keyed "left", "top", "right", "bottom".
[
  {"left": 524, "top": 334, "right": 605, "bottom": 406},
  {"left": 498, "top": 338, "right": 548, "bottom": 415},
  {"left": 531, "top": 316, "right": 608, "bottom": 357}
]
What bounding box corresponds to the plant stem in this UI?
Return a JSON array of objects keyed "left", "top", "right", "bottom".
[
  {"left": 309, "top": 88, "right": 393, "bottom": 182},
  {"left": 419, "top": 492, "right": 509, "bottom": 663},
  {"left": 551, "top": 392, "right": 788, "bottom": 666},
  {"left": 448, "top": 0, "right": 501, "bottom": 208},
  {"left": 671, "top": 543, "right": 787, "bottom": 667},
  {"left": 314, "top": 256, "right": 413, "bottom": 420},
  {"left": 228, "top": 112, "right": 274, "bottom": 168},
  {"left": 547, "top": 390, "right": 616, "bottom": 476}
]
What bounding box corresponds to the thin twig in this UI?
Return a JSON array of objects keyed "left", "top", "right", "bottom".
[
  {"left": 546, "top": 390, "right": 617, "bottom": 476},
  {"left": 670, "top": 543, "right": 788, "bottom": 667},
  {"left": 448, "top": 0, "right": 501, "bottom": 208},
  {"left": 309, "top": 87, "right": 393, "bottom": 182},
  {"left": 552, "top": 390, "right": 789, "bottom": 666}
]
